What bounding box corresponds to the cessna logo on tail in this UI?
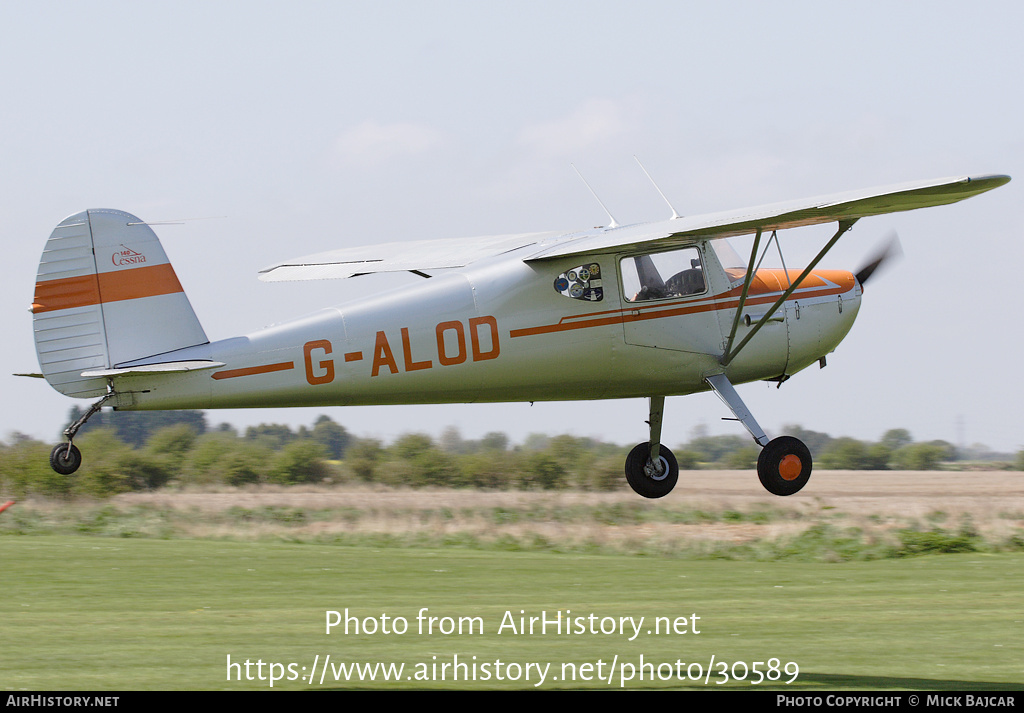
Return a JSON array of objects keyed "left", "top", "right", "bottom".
[{"left": 111, "top": 245, "right": 147, "bottom": 267}]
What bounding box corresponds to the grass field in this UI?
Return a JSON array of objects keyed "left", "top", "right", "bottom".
[
  {"left": 3, "top": 471, "right": 1022, "bottom": 690},
  {"left": 5, "top": 470, "right": 1024, "bottom": 559},
  {"left": 2, "top": 535, "right": 1022, "bottom": 690}
]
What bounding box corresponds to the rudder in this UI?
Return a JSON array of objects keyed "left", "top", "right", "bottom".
[{"left": 32, "top": 209, "right": 208, "bottom": 398}]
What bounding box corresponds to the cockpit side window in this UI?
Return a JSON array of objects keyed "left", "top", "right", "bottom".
[{"left": 621, "top": 247, "right": 706, "bottom": 302}]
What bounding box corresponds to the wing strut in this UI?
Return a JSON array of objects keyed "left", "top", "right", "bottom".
[
  {"left": 721, "top": 219, "right": 858, "bottom": 366},
  {"left": 722, "top": 227, "right": 763, "bottom": 361}
]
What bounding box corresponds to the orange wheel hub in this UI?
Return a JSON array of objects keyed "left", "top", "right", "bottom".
[{"left": 778, "top": 454, "right": 803, "bottom": 481}]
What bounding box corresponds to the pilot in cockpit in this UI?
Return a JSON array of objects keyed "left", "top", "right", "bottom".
[{"left": 630, "top": 251, "right": 705, "bottom": 301}]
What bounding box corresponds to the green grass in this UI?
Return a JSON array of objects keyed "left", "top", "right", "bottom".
[
  {"left": 1, "top": 536, "right": 1022, "bottom": 690},
  {"left": 6, "top": 498, "right": 1019, "bottom": 561}
]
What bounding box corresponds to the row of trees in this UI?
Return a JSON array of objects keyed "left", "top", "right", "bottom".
[
  {"left": 0, "top": 411, "right": 626, "bottom": 498},
  {"left": 0, "top": 409, "right": 1020, "bottom": 499},
  {"left": 681, "top": 425, "right": 966, "bottom": 472}
]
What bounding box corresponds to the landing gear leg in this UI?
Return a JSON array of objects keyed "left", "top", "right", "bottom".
[
  {"left": 49, "top": 392, "right": 115, "bottom": 475},
  {"left": 705, "top": 373, "right": 812, "bottom": 496},
  {"left": 625, "top": 396, "right": 679, "bottom": 498},
  {"left": 705, "top": 374, "right": 770, "bottom": 447}
]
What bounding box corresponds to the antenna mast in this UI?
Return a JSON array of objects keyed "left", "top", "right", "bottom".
[
  {"left": 634, "top": 156, "right": 681, "bottom": 219},
  {"left": 571, "top": 164, "right": 619, "bottom": 228}
]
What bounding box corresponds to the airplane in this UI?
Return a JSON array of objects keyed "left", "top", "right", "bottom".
[{"left": 28, "top": 172, "right": 1010, "bottom": 498}]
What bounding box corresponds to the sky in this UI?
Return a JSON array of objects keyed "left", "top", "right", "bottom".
[{"left": 3, "top": 1, "right": 1022, "bottom": 453}]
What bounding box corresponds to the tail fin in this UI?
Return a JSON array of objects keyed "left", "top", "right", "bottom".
[{"left": 32, "top": 209, "right": 208, "bottom": 398}]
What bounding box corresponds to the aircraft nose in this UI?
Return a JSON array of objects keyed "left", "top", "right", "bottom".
[{"left": 854, "top": 233, "right": 902, "bottom": 291}]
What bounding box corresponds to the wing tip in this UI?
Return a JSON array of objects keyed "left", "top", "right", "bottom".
[{"left": 968, "top": 173, "right": 1011, "bottom": 187}]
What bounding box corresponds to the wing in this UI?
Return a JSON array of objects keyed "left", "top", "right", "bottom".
[
  {"left": 257, "top": 174, "right": 1009, "bottom": 281},
  {"left": 525, "top": 174, "right": 1011, "bottom": 261},
  {"left": 258, "top": 231, "right": 559, "bottom": 282}
]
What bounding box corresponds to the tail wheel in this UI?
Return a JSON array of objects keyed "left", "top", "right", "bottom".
[
  {"left": 757, "top": 436, "right": 811, "bottom": 496},
  {"left": 625, "top": 442, "right": 679, "bottom": 499},
  {"left": 49, "top": 443, "right": 82, "bottom": 475}
]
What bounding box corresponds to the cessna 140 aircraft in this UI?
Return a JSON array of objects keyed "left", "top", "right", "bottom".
[{"left": 29, "top": 173, "right": 1010, "bottom": 498}]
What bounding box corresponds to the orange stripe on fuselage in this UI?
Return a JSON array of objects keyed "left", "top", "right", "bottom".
[
  {"left": 510, "top": 269, "right": 855, "bottom": 339},
  {"left": 210, "top": 362, "right": 296, "bottom": 380},
  {"left": 32, "top": 264, "right": 185, "bottom": 314}
]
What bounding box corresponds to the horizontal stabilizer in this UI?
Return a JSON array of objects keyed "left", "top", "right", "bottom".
[{"left": 80, "top": 360, "right": 225, "bottom": 378}]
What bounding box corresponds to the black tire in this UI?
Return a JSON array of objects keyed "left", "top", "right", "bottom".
[
  {"left": 757, "top": 436, "right": 811, "bottom": 496},
  {"left": 625, "top": 442, "right": 679, "bottom": 499},
  {"left": 50, "top": 443, "right": 82, "bottom": 475}
]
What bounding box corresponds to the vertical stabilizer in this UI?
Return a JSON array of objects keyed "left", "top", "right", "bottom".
[{"left": 32, "top": 209, "right": 209, "bottom": 398}]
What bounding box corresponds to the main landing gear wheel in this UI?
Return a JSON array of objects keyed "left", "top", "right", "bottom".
[
  {"left": 757, "top": 436, "right": 811, "bottom": 496},
  {"left": 625, "top": 442, "right": 679, "bottom": 499},
  {"left": 50, "top": 443, "right": 82, "bottom": 475}
]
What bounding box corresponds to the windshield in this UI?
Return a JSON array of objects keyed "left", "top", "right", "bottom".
[{"left": 711, "top": 238, "right": 748, "bottom": 286}]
